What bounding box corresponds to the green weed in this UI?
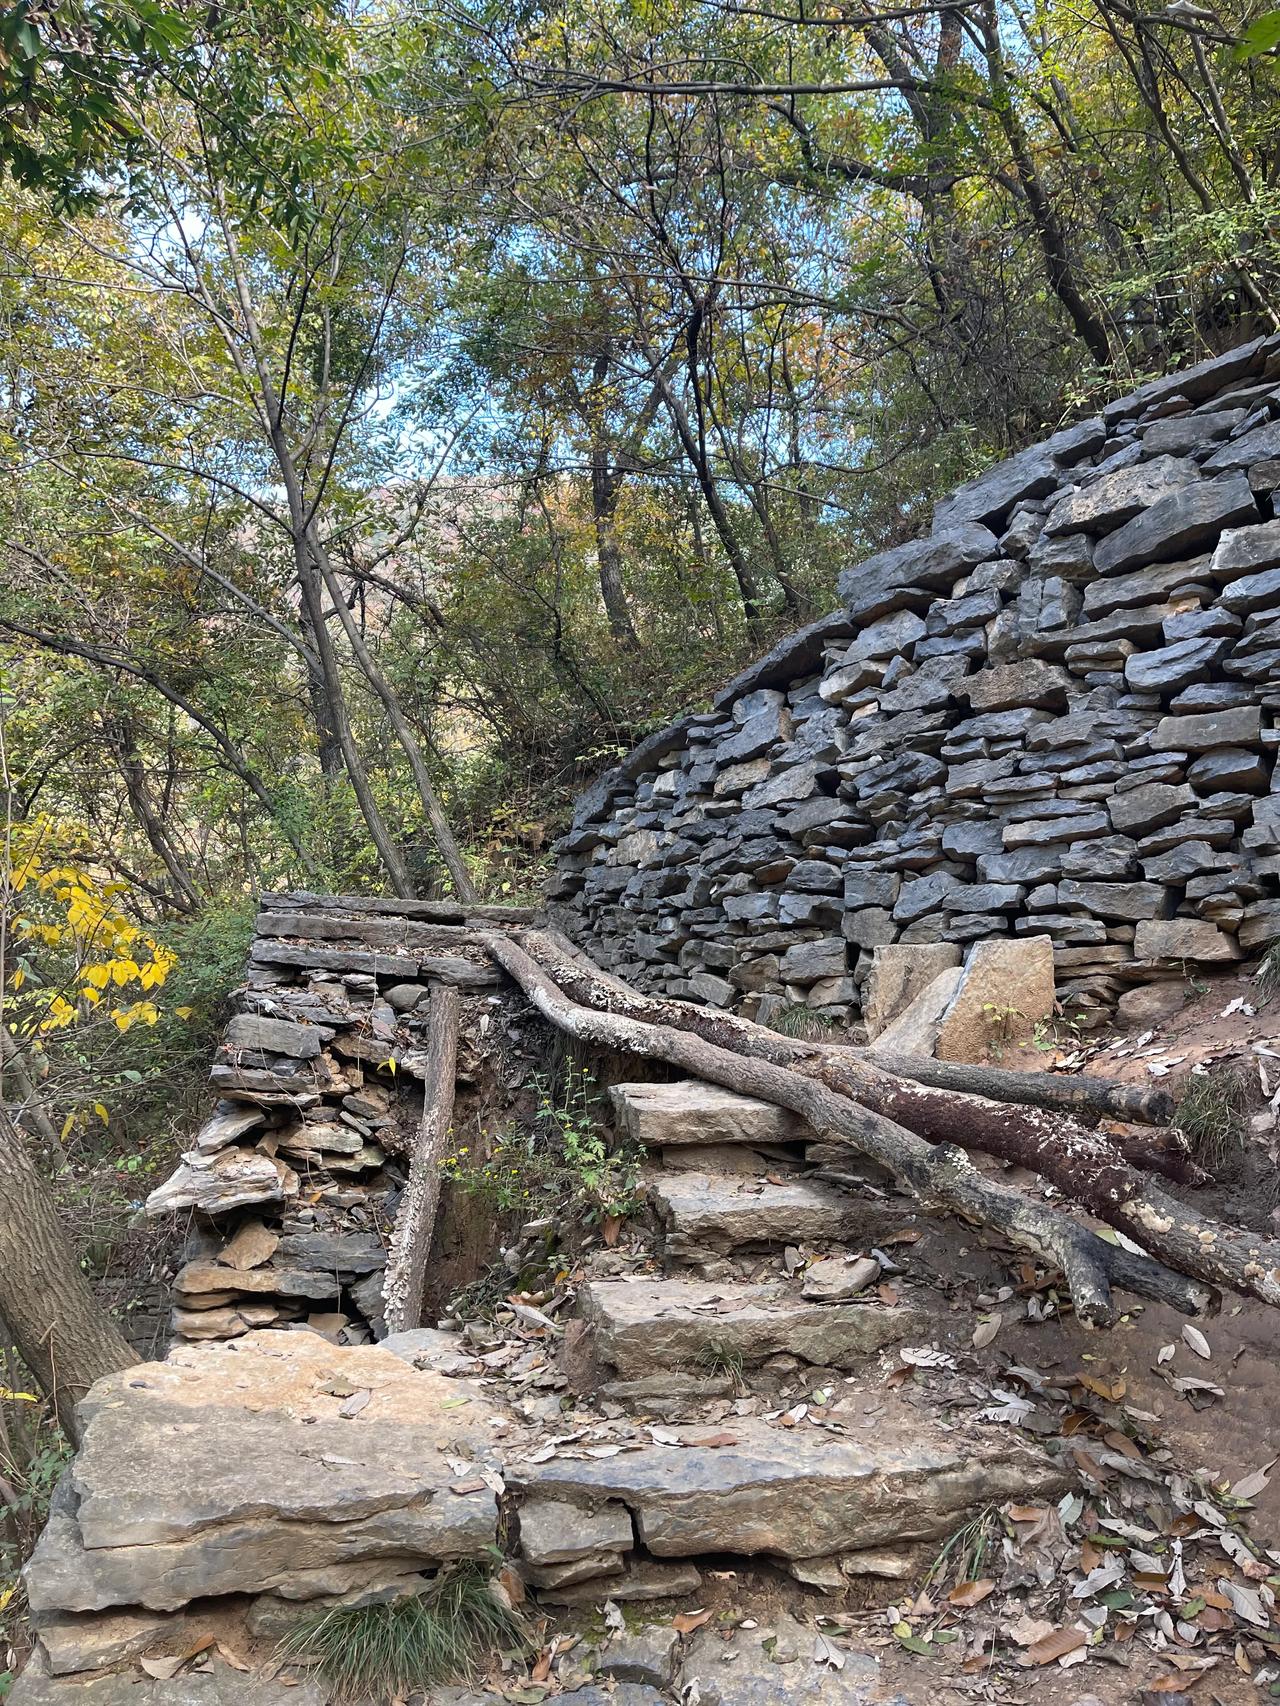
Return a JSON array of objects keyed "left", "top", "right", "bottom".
[{"left": 770, "top": 1003, "right": 841, "bottom": 1041}]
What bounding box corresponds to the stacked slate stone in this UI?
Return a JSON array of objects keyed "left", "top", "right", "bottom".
[
  {"left": 145, "top": 892, "right": 512, "bottom": 1346},
  {"left": 548, "top": 335, "right": 1280, "bottom": 1029}
]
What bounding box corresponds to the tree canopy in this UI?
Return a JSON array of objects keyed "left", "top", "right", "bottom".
[{"left": 1, "top": 0, "right": 1279, "bottom": 1075}]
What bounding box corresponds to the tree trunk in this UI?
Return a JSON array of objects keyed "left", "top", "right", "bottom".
[
  {"left": 0, "top": 1027, "right": 68, "bottom": 1171},
  {"left": 309, "top": 538, "right": 478, "bottom": 902},
  {"left": 590, "top": 453, "right": 641, "bottom": 650},
  {"left": 498, "top": 932, "right": 1280, "bottom": 1321},
  {"left": 481, "top": 935, "right": 1209, "bottom": 1326},
  {"left": 106, "top": 715, "right": 202, "bottom": 913},
  {"left": 0, "top": 1116, "right": 138, "bottom": 1442},
  {"left": 382, "top": 983, "right": 460, "bottom": 1334}
]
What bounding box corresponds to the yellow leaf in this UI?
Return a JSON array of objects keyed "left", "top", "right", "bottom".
[
  {"left": 94, "top": 1102, "right": 109, "bottom": 1126},
  {"left": 0, "top": 1387, "right": 38, "bottom": 1402},
  {"left": 0, "top": 1581, "right": 16, "bottom": 1612},
  {"left": 11, "top": 967, "right": 24, "bottom": 990},
  {"left": 60, "top": 1112, "right": 75, "bottom": 1141},
  {"left": 175, "top": 1006, "right": 193, "bottom": 1020}
]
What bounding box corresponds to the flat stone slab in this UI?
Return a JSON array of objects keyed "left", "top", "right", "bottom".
[
  {"left": 510, "top": 1412, "right": 1065, "bottom": 1560},
  {"left": 25, "top": 1333, "right": 502, "bottom": 1614},
  {"left": 578, "top": 1278, "right": 925, "bottom": 1375},
  {"left": 611, "top": 1081, "right": 812, "bottom": 1147},
  {"left": 681, "top": 1616, "right": 903, "bottom": 1705},
  {"left": 7, "top": 1659, "right": 327, "bottom": 1706},
  {"left": 648, "top": 1171, "right": 903, "bottom": 1258}
]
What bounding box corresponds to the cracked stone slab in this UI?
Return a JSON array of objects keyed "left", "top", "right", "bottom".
[
  {"left": 25, "top": 1333, "right": 502, "bottom": 1614},
  {"left": 6, "top": 1659, "right": 328, "bottom": 1706},
  {"left": 610, "top": 1080, "right": 812, "bottom": 1147},
  {"left": 578, "top": 1277, "right": 926, "bottom": 1376},
  {"left": 509, "top": 1412, "right": 1067, "bottom": 1559},
  {"left": 648, "top": 1171, "right": 907, "bottom": 1259}
]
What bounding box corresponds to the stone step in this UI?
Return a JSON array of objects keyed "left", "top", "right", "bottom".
[
  {"left": 648, "top": 1169, "right": 909, "bottom": 1262},
  {"left": 510, "top": 1408, "right": 1066, "bottom": 1566},
  {"left": 578, "top": 1277, "right": 925, "bottom": 1377},
  {"left": 611, "top": 1080, "right": 813, "bottom": 1149}
]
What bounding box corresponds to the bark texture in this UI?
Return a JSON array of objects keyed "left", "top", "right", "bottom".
[
  {"left": 382, "top": 984, "right": 460, "bottom": 1334},
  {"left": 0, "top": 1115, "right": 138, "bottom": 1441},
  {"left": 482, "top": 934, "right": 1210, "bottom": 1327}
]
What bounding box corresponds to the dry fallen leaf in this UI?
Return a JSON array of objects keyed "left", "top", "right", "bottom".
[
  {"left": 972, "top": 1316, "right": 1002, "bottom": 1350},
  {"left": 812, "top": 1632, "right": 846, "bottom": 1670},
  {"left": 140, "top": 1659, "right": 186, "bottom": 1681},
  {"left": 1078, "top": 1373, "right": 1126, "bottom": 1402},
  {"left": 1230, "top": 1459, "right": 1277, "bottom": 1501},
  {"left": 948, "top": 1579, "right": 995, "bottom": 1608},
  {"left": 672, "top": 1609, "right": 714, "bottom": 1635},
  {"left": 1007, "top": 1614, "right": 1055, "bottom": 1648},
  {"left": 1182, "top": 1324, "right": 1211, "bottom": 1360},
  {"left": 1024, "top": 1626, "right": 1088, "bottom": 1666}
]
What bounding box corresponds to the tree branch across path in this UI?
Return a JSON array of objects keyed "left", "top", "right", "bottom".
[{"left": 482, "top": 933, "right": 1214, "bottom": 1327}]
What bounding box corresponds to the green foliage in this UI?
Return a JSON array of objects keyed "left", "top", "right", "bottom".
[
  {"left": 280, "top": 1564, "right": 528, "bottom": 1698},
  {"left": 444, "top": 1066, "right": 642, "bottom": 1222},
  {"left": 1256, "top": 940, "right": 1280, "bottom": 1003},
  {"left": 0, "top": 1364, "right": 71, "bottom": 1678},
  {"left": 770, "top": 1003, "right": 842, "bottom": 1042},
  {"left": 695, "top": 1339, "right": 746, "bottom": 1389},
  {"left": 1236, "top": 11, "right": 1280, "bottom": 60}
]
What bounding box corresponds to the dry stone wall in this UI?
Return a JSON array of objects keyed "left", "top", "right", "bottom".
[{"left": 548, "top": 335, "right": 1280, "bottom": 1029}]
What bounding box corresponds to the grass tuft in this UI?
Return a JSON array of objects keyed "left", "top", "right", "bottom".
[
  {"left": 770, "top": 1003, "right": 841, "bottom": 1042},
  {"left": 279, "top": 1564, "right": 528, "bottom": 1700},
  {"left": 1174, "top": 1063, "right": 1250, "bottom": 1176},
  {"left": 919, "top": 1508, "right": 998, "bottom": 1593},
  {"left": 696, "top": 1338, "right": 746, "bottom": 1390},
  {"left": 1256, "top": 940, "right": 1280, "bottom": 1005}
]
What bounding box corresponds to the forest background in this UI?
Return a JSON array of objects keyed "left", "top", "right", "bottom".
[{"left": 1, "top": 0, "right": 1280, "bottom": 1664}]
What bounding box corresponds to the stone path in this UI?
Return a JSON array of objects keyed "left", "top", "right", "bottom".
[{"left": 13, "top": 1074, "right": 1063, "bottom": 1703}]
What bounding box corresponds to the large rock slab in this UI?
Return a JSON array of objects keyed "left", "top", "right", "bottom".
[
  {"left": 509, "top": 1411, "right": 1066, "bottom": 1559},
  {"left": 1133, "top": 919, "right": 1244, "bottom": 961},
  {"left": 837, "top": 525, "right": 999, "bottom": 619},
  {"left": 144, "top": 1148, "right": 298, "bottom": 1218},
  {"left": 866, "top": 967, "right": 964, "bottom": 1058},
  {"left": 1045, "top": 454, "right": 1197, "bottom": 536},
  {"left": 861, "top": 943, "right": 962, "bottom": 1040},
  {"left": 6, "top": 1660, "right": 328, "bottom": 1706},
  {"left": 1093, "top": 474, "right": 1256, "bottom": 576},
  {"left": 648, "top": 1172, "right": 900, "bottom": 1258},
  {"left": 934, "top": 936, "right": 1055, "bottom": 1064},
  {"left": 610, "top": 1081, "right": 812, "bottom": 1148},
  {"left": 25, "top": 1334, "right": 501, "bottom": 1614},
  {"left": 578, "top": 1278, "right": 924, "bottom": 1376}
]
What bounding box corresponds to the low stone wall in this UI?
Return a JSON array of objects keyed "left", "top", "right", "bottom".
[{"left": 548, "top": 336, "right": 1280, "bottom": 1028}]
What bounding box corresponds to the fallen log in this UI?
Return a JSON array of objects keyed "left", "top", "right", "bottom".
[
  {"left": 382, "top": 984, "right": 460, "bottom": 1335},
  {"left": 534, "top": 928, "right": 1173, "bottom": 1126},
  {"left": 519, "top": 932, "right": 1204, "bottom": 1189},
  {"left": 508, "top": 933, "right": 1280, "bottom": 1319},
  {"left": 483, "top": 934, "right": 1209, "bottom": 1327}
]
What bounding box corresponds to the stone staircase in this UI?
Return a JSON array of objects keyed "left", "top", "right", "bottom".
[
  {"left": 501, "top": 1077, "right": 1067, "bottom": 1613},
  {"left": 12, "top": 1073, "right": 1069, "bottom": 1704}
]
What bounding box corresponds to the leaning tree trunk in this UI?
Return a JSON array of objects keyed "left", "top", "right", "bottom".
[
  {"left": 0, "top": 1115, "right": 138, "bottom": 1441},
  {"left": 518, "top": 931, "right": 1201, "bottom": 1184},
  {"left": 496, "top": 932, "right": 1280, "bottom": 1321},
  {"left": 481, "top": 935, "right": 1209, "bottom": 1327}
]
